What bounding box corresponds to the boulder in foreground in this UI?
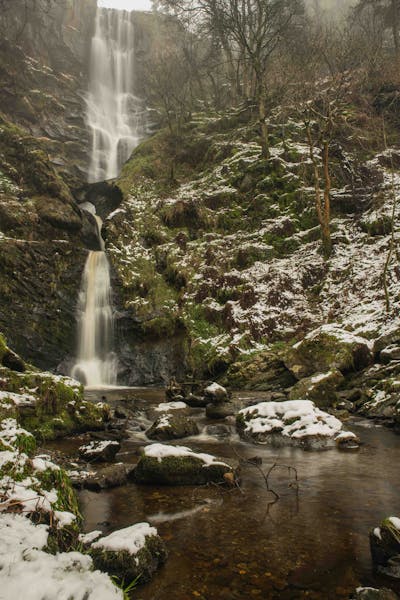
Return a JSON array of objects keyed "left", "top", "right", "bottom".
[
  {"left": 370, "top": 516, "right": 400, "bottom": 579},
  {"left": 90, "top": 522, "right": 167, "bottom": 584},
  {"left": 133, "top": 443, "right": 237, "bottom": 485}
]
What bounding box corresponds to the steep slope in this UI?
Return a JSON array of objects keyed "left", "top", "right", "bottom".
[{"left": 106, "top": 101, "right": 400, "bottom": 395}]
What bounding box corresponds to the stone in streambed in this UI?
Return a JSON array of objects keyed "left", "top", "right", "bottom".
[
  {"left": 206, "top": 400, "right": 239, "bottom": 419},
  {"left": 185, "top": 394, "right": 209, "bottom": 408},
  {"left": 236, "top": 399, "right": 353, "bottom": 450},
  {"left": 146, "top": 413, "right": 199, "bottom": 441},
  {"left": 89, "top": 522, "right": 167, "bottom": 584},
  {"left": 79, "top": 440, "right": 120, "bottom": 463},
  {"left": 83, "top": 463, "right": 135, "bottom": 491},
  {"left": 204, "top": 382, "right": 229, "bottom": 403},
  {"left": 133, "top": 443, "right": 237, "bottom": 485},
  {"left": 370, "top": 517, "right": 400, "bottom": 579}
]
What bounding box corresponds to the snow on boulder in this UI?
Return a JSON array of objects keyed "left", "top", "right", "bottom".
[
  {"left": 0, "top": 513, "right": 122, "bottom": 600},
  {"left": 236, "top": 400, "right": 352, "bottom": 450},
  {"left": 90, "top": 522, "right": 167, "bottom": 584},
  {"left": 79, "top": 440, "right": 120, "bottom": 463},
  {"left": 146, "top": 413, "right": 199, "bottom": 441},
  {"left": 284, "top": 324, "right": 373, "bottom": 379},
  {"left": 370, "top": 516, "right": 400, "bottom": 579},
  {"left": 204, "top": 382, "right": 229, "bottom": 403},
  {"left": 133, "top": 443, "right": 237, "bottom": 485}
]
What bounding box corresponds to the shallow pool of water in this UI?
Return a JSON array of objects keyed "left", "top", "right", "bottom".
[{"left": 73, "top": 390, "right": 400, "bottom": 599}]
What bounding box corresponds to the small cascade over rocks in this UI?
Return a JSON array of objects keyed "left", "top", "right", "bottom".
[
  {"left": 86, "top": 6, "right": 146, "bottom": 183},
  {"left": 71, "top": 202, "right": 117, "bottom": 387}
]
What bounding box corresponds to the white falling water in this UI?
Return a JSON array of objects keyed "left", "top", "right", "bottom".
[
  {"left": 71, "top": 210, "right": 117, "bottom": 387},
  {"left": 86, "top": 7, "right": 145, "bottom": 183}
]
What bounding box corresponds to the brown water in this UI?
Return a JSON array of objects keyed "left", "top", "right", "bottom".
[{"left": 68, "top": 389, "right": 400, "bottom": 599}]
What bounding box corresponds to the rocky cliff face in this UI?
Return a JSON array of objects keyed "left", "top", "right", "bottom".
[{"left": 0, "top": 0, "right": 97, "bottom": 369}]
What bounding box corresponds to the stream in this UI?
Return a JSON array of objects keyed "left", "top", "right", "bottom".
[{"left": 47, "top": 388, "right": 400, "bottom": 599}]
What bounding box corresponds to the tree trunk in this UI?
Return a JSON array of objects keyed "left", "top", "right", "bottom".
[
  {"left": 392, "top": 0, "right": 400, "bottom": 59},
  {"left": 257, "top": 79, "right": 269, "bottom": 158},
  {"left": 322, "top": 138, "right": 332, "bottom": 258}
]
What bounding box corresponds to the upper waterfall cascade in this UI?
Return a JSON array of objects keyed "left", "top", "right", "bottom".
[{"left": 86, "top": 7, "right": 146, "bottom": 183}]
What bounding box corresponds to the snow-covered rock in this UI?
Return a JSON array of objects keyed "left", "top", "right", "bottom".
[
  {"left": 370, "top": 516, "right": 400, "bottom": 579},
  {"left": 133, "top": 443, "right": 237, "bottom": 485},
  {"left": 146, "top": 413, "right": 199, "bottom": 441},
  {"left": 237, "top": 400, "right": 351, "bottom": 449},
  {"left": 90, "top": 522, "right": 167, "bottom": 584},
  {"left": 284, "top": 325, "right": 372, "bottom": 379},
  {"left": 204, "top": 382, "right": 229, "bottom": 403},
  {"left": 79, "top": 440, "right": 120, "bottom": 463}
]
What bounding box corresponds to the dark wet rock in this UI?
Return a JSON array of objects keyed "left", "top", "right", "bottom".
[
  {"left": 370, "top": 517, "right": 400, "bottom": 578},
  {"left": 225, "top": 350, "right": 295, "bottom": 391},
  {"left": 133, "top": 443, "right": 237, "bottom": 485},
  {"left": 114, "top": 406, "right": 129, "bottom": 419},
  {"left": 284, "top": 325, "right": 372, "bottom": 379},
  {"left": 83, "top": 463, "right": 135, "bottom": 491},
  {"left": 89, "top": 428, "right": 128, "bottom": 442},
  {"left": 288, "top": 369, "right": 344, "bottom": 408},
  {"left": 185, "top": 394, "right": 209, "bottom": 408},
  {"left": 205, "top": 424, "right": 231, "bottom": 437},
  {"left": 146, "top": 413, "right": 199, "bottom": 441},
  {"left": 1, "top": 349, "right": 26, "bottom": 373},
  {"left": 352, "top": 587, "right": 399, "bottom": 600},
  {"left": 380, "top": 346, "right": 400, "bottom": 364},
  {"left": 79, "top": 440, "right": 121, "bottom": 463},
  {"left": 374, "top": 326, "right": 400, "bottom": 354},
  {"left": 345, "top": 362, "right": 400, "bottom": 421},
  {"left": 206, "top": 401, "right": 239, "bottom": 420},
  {"left": 89, "top": 522, "right": 167, "bottom": 584},
  {"left": 165, "top": 377, "right": 185, "bottom": 401}
]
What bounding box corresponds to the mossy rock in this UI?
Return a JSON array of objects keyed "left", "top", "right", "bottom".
[
  {"left": 146, "top": 414, "right": 199, "bottom": 441},
  {"left": 0, "top": 333, "right": 26, "bottom": 372},
  {"left": 133, "top": 449, "right": 236, "bottom": 486},
  {"left": 370, "top": 518, "right": 400, "bottom": 573},
  {"left": 225, "top": 350, "right": 296, "bottom": 391},
  {"left": 0, "top": 366, "right": 109, "bottom": 440},
  {"left": 360, "top": 214, "right": 392, "bottom": 236},
  {"left": 90, "top": 527, "right": 167, "bottom": 584},
  {"left": 284, "top": 326, "right": 372, "bottom": 379},
  {"left": 288, "top": 369, "right": 345, "bottom": 408}
]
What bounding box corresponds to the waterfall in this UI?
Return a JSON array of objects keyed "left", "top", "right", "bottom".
[
  {"left": 86, "top": 7, "right": 145, "bottom": 183},
  {"left": 71, "top": 208, "right": 117, "bottom": 387},
  {"left": 71, "top": 7, "right": 145, "bottom": 386}
]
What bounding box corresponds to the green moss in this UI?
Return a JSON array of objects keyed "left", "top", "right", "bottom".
[
  {"left": 90, "top": 535, "right": 167, "bottom": 585},
  {"left": 37, "top": 467, "right": 80, "bottom": 518},
  {"left": 134, "top": 453, "right": 234, "bottom": 485}
]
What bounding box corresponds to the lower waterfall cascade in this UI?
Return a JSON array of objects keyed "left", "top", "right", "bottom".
[{"left": 71, "top": 205, "right": 117, "bottom": 387}]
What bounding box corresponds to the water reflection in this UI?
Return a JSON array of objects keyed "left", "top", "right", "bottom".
[{"left": 75, "top": 396, "right": 400, "bottom": 599}]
